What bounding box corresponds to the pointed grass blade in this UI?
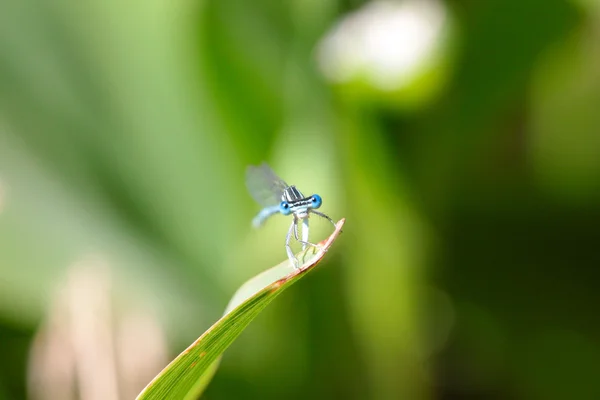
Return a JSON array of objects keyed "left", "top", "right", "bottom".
[{"left": 136, "top": 219, "right": 345, "bottom": 400}]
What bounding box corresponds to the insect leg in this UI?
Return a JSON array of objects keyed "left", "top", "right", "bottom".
[
  {"left": 301, "top": 218, "right": 309, "bottom": 250},
  {"left": 294, "top": 217, "right": 319, "bottom": 249},
  {"left": 311, "top": 210, "right": 337, "bottom": 229},
  {"left": 286, "top": 219, "right": 298, "bottom": 269}
]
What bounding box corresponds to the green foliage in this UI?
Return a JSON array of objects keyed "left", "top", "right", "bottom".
[
  {"left": 137, "top": 220, "right": 345, "bottom": 400},
  {"left": 1, "top": 0, "right": 600, "bottom": 399}
]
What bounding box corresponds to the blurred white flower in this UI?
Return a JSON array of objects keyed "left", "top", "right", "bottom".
[{"left": 317, "top": 0, "right": 448, "bottom": 92}]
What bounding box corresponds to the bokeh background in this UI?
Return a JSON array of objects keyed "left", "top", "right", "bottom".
[{"left": 1, "top": 0, "right": 600, "bottom": 399}]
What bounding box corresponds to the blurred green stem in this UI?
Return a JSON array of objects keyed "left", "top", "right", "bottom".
[{"left": 339, "top": 107, "right": 431, "bottom": 400}]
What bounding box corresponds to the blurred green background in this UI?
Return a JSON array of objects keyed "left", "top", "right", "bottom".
[{"left": 1, "top": 0, "right": 600, "bottom": 399}]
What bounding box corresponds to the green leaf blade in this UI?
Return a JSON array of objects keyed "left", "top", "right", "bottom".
[{"left": 137, "top": 218, "right": 345, "bottom": 400}]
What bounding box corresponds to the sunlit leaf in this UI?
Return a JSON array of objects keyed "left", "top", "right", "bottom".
[{"left": 136, "top": 219, "right": 345, "bottom": 400}]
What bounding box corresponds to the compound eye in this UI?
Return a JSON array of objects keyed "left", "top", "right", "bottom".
[
  {"left": 279, "top": 201, "right": 291, "bottom": 215},
  {"left": 310, "top": 194, "right": 322, "bottom": 209}
]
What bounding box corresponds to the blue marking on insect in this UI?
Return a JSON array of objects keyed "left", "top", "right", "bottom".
[{"left": 246, "top": 163, "right": 336, "bottom": 268}]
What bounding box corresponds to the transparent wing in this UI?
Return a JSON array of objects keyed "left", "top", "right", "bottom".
[{"left": 245, "top": 163, "right": 289, "bottom": 207}]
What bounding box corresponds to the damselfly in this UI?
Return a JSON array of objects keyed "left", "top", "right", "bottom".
[{"left": 246, "top": 163, "right": 336, "bottom": 268}]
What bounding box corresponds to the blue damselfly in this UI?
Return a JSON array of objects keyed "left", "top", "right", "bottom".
[{"left": 246, "top": 163, "right": 336, "bottom": 268}]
